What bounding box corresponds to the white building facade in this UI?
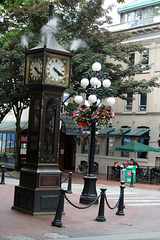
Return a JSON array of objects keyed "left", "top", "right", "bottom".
[{"left": 75, "top": 0, "right": 160, "bottom": 174}]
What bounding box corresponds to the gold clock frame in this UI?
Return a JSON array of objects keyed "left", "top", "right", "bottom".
[
  {"left": 25, "top": 53, "right": 44, "bottom": 85},
  {"left": 45, "top": 53, "right": 71, "bottom": 87}
]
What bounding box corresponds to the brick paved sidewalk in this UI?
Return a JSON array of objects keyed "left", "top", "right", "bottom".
[{"left": 1, "top": 171, "right": 160, "bottom": 240}]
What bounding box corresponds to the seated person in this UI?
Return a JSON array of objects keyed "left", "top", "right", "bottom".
[
  {"left": 130, "top": 158, "right": 141, "bottom": 177},
  {"left": 112, "top": 161, "right": 120, "bottom": 180},
  {"left": 122, "top": 160, "right": 130, "bottom": 168},
  {"left": 130, "top": 159, "right": 139, "bottom": 168}
]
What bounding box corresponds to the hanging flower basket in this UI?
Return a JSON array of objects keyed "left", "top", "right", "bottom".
[
  {"left": 72, "top": 104, "right": 115, "bottom": 146},
  {"left": 72, "top": 104, "right": 115, "bottom": 130},
  {"left": 81, "top": 135, "right": 100, "bottom": 146}
]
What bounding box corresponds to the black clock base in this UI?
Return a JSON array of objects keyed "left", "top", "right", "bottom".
[
  {"left": 12, "top": 186, "right": 61, "bottom": 215},
  {"left": 12, "top": 165, "right": 62, "bottom": 215}
]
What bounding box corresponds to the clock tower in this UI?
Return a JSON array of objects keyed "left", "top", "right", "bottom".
[{"left": 13, "top": 3, "right": 74, "bottom": 215}]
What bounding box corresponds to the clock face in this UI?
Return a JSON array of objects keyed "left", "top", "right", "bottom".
[
  {"left": 25, "top": 54, "right": 43, "bottom": 84},
  {"left": 30, "top": 59, "right": 43, "bottom": 81},
  {"left": 46, "top": 58, "right": 65, "bottom": 82},
  {"left": 45, "top": 54, "right": 71, "bottom": 87}
]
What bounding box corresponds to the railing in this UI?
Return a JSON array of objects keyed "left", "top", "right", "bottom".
[{"left": 106, "top": 165, "right": 160, "bottom": 185}]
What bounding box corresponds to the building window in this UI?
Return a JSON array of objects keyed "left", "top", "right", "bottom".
[
  {"left": 0, "top": 133, "right": 2, "bottom": 152},
  {"left": 121, "top": 12, "right": 127, "bottom": 23},
  {"left": 137, "top": 138, "right": 149, "bottom": 159},
  {"left": 107, "top": 137, "right": 115, "bottom": 156},
  {"left": 138, "top": 93, "right": 147, "bottom": 111},
  {"left": 124, "top": 93, "right": 133, "bottom": 112},
  {"left": 81, "top": 138, "right": 100, "bottom": 155},
  {"left": 129, "top": 52, "right": 135, "bottom": 65},
  {"left": 120, "top": 5, "right": 160, "bottom": 27},
  {"left": 121, "top": 138, "right": 130, "bottom": 157},
  {"left": 6, "top": 133, "right": 11, "bottom": 153},
  {"left": 0, "top": 133, "right": 15, "bottom": 154},
  {"left": 135, "top": 9, "right": 143, "bottom": 26},
  {"left": 141, "top": 49, "right": 149, "bottom": 69},
  {"left": 2, "top": 133, "right": 6, "bottom": 153},
  {"left": 154, "top": 6, "right": 160, "bottom": 16},
  {"left": 10, "top": 134, "right": 15, "bottom": 153},
  {"left": 128, "top": 11, "right": 135, "bottom": 24}
]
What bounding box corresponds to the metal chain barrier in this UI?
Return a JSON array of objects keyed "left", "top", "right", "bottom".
[
  {"left": 52, "top": 182, "right": 126, "bottom": 227},
  {"left": 104, "top": 190, "right": 121, "bottom": 210},
  {"left": 61, "top": 175, "right": 69, "bottom": 183},
  {"left": 64, "top": 191, "right": 102, "bottom": 210},
  {"left": 5, "top": 168, "right": 19, "bottom": 179},
  {"left": 136, "top": 176, "right": 151, "bottom": 184}
]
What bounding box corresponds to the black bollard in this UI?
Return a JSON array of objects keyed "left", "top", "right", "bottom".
[
  {"left": 95, "top": 187, "right": 106, "bottom": 222},
  {"left": 116, "top": 181, "right": 125, "bottom": 216},
  {"left": 51, "top": 188, "right": 67, "bottom": 228},
  {"left": 0, "top": 165, "right": 6, "bottom": 185},
  {"left": 67, "top": 172, "right": 72, "bottom": 194},
  {"left": 129, "top": 172, "right": 134, "bottom": 187}
]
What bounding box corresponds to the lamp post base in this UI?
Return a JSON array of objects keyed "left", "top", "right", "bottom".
[{"left": 80, "top": 175, "right": 98, "bottom": 205}]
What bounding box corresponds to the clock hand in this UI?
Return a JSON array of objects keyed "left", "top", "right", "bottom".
[
  {"left": 53, "top": 67, "right": 63, "bottom": 77},
  {"left": 34, "top": 66, "right": 41, "bottom": 74}
]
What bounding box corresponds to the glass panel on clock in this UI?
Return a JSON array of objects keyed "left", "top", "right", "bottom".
[
  {"left": 28, "top": 95, "right": 41, "bottom": 163},
  {"left": 43, "top": 98, "right": 56, "bottom": 162}
]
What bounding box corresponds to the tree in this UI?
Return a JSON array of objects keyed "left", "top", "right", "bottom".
[
  {"left": 0, "top": 0, "right": 159, "bottom": 169},
  {"left": 0, "top": 29, "right": 30, "bottom": 170}
]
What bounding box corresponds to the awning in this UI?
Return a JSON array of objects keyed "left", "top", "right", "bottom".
[
  {"left": 117, "top": 0, "right": 160, "bottom": 14},
  {"left": 108, "top": 128, "right": 131, "bottom": 137},
  {"left": 124, "top": 128, "right": 150, "bottom": 138},
  {"left": 108, "top": 127, "right": 150, "bottom": 139},
  {"left": 0, "top": 121, "right": 28, "bottom": 133},
  {"left": 98, "top": 127, "right": 115, "bottom": 136},
  {"left": 60, "top": 114, "right": 81, "bottom": 136}
]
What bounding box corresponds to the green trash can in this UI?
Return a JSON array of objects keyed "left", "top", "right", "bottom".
[{"left": 126, "top": 165, "right": 136, "bottom": 183}]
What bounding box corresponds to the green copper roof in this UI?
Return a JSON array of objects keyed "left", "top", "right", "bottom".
[{"left": 118, "top": 0, "right": 160, "bottom": 13}]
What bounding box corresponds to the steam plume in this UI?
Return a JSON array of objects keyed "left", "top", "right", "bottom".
[
  {"left": 41, "top": 17, "right": 59, "bottom": 46},
  {"left": 70, "top": 38, "right": 87, "bottom": 51},
  {"left": 21, "top": 34, "right": 29, "bottom": 49}
]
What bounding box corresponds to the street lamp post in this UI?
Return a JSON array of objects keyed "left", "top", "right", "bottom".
[{"left": 74, "top": 62, "right": 115, "bottom": 204}]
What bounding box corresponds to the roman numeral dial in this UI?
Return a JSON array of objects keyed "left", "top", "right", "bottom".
[{"left": 46, "top": 58, "right": 65, "bottom": 82}]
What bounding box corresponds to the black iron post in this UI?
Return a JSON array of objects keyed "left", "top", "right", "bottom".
[
  {"left": 67, "top": 172, "right": 72, "bottom": 194},
  {"left": 80, "top": 105, "right": 98, "bottom": 204},
  {"left": 95, "top": 187, "right": 106, "bottom": 222},
  {"left": 51, "top": 188, "right": 67, "bottom": 228},
  {"left": 129, "top": 172, "right": 134, "bottom": 187},
  {"left": 116, "top": 181, "right": 125, "bottom": 216},
  {"left": 0, "top": 165, "right": 6, "bottom": 185},
  {"left": 75, "top": 64, "right": 115, "bottom": 205}
]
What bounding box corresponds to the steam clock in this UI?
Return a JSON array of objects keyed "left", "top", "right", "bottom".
[{"left": 13, "top": 7, "right": 73, "bottom": 214}]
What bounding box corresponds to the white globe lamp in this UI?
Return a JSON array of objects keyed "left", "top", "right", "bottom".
[
  {"left": 107, "top": 97, "right": 115, "bottom": 106},
  {"left": 103, "top": 79, "right": 111, "bottom": 88},
  {"left": 92, "top": 62, "right": 101, "bottom": 72},
  {"left": 85, "top": 100, "right": 90, "bottom": 107},
  {"left": 90, "top": 77, "right": 98, "bottom": 87},
  {"left": 96, "top": 80, "right": 101, "bottom": 88},
  {"left": 88, "top": 94, "right": 97, "bottom": 104},
  {"left": 75, "top": 95, "right": 83, "bottom": 104},
  {"left": 81, "top": 78, "right": 89, "bottom": 88}
]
